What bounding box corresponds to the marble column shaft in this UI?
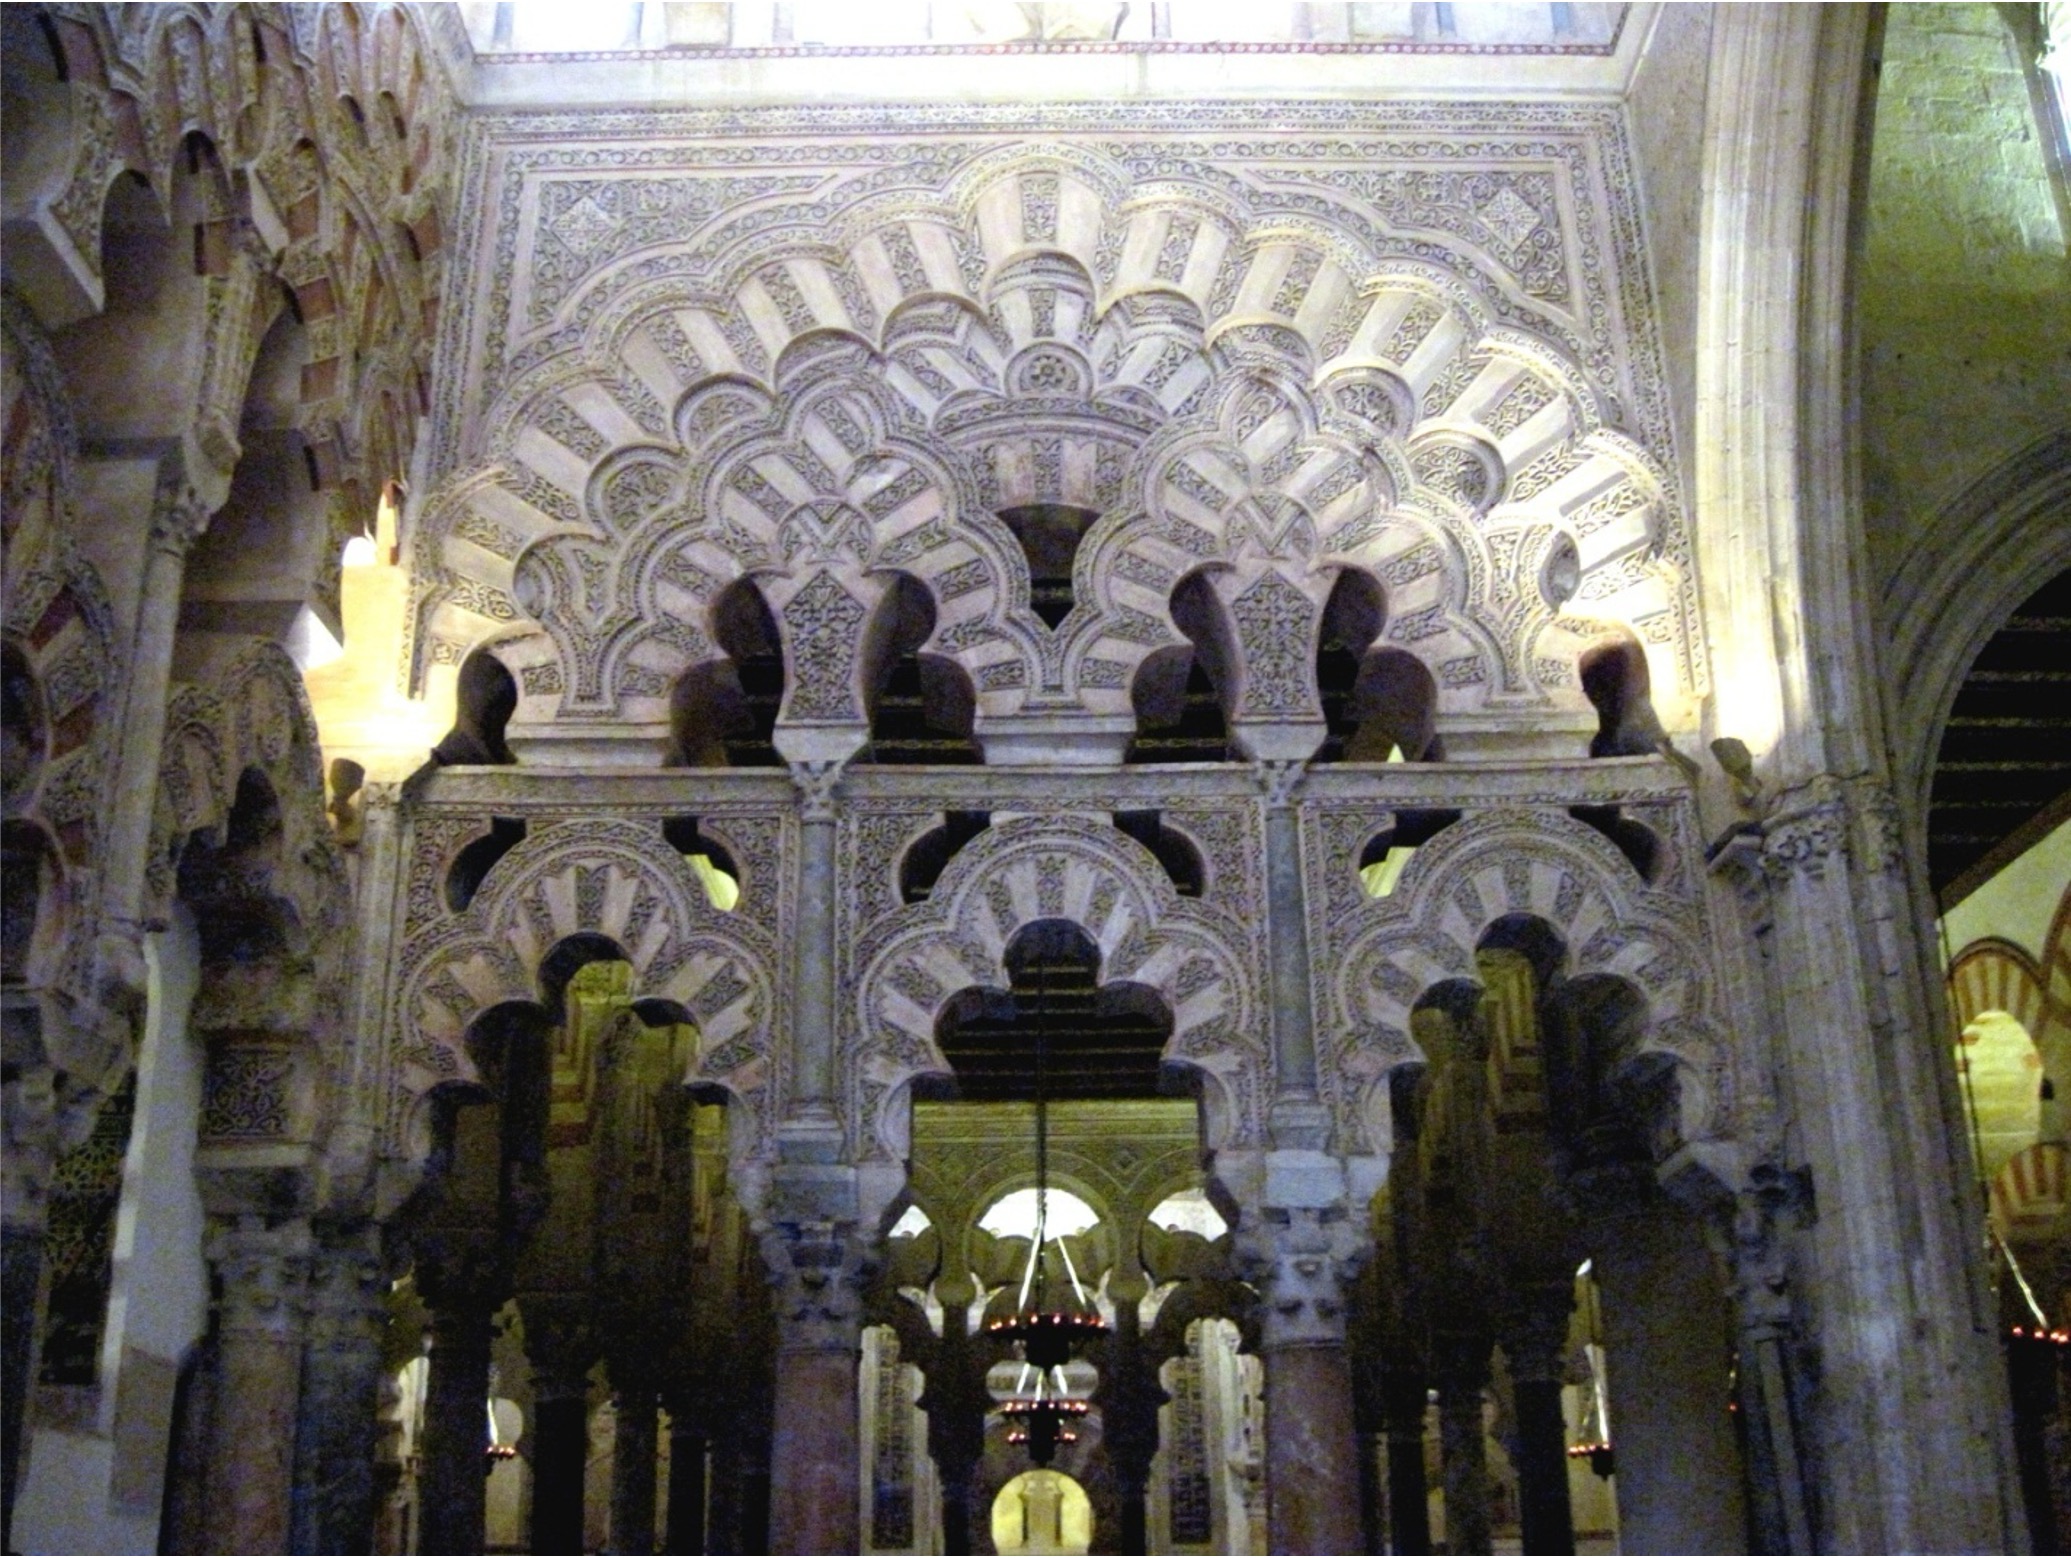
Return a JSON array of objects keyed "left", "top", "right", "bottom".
[
  {"left": 1382, "top": 1371, "right": 1433, "bottom": 1556},
  {"left": 790, "top": 774, "right": 840, "bottom": 1116},
  {"left": 1502, "top": 1289, "right": 1576, "bottom": 1557},
  {"left": 1436, "top": 1339, "right": 1492, "bottom": 1558},
  {"left": 610, "top": 1386, "right": 660, "bottom": 1555},
  {"left": 201, "top": 1224, "right": 310, "bottom": 1556},
  {"left": 417, "top": 1299, "right": 494, "bottom": 1556},
  {"left": 290, "top": 1237, "right": 390, "bottom": 1555},
  {"left": 663, "top": 1417, "right": 707, "bottom": 1555},
  {"left": 769, "top": 1345, "right": 859, "bottom": 1555}
]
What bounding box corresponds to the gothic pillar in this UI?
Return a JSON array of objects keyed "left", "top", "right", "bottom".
[
  {"left": 291, "top": 1231, "right": 390, "bottom": 1554},
  {"left": 1382, "top": 1369, "right": 1433, "bottom": 1556},
  {"left": 1238, "top": 1204, "right": 1366, "bottom": 1556},
  {"left": 1500, "top": 1284, "right": 1576, "bottom": 1556},
  {"left": 1435, "top": 1335, "right": 1492, "bottom": 1558},
  {"left": 763, "top": 1222, "right": 867, "bottom": 1555},
  {"left": 526, "top": 1303, "right": 597, "bottom": 1558},
  {"left": 1694, "top": 7, "right": 2023, "bottom": 1544},
  {"left": 200, "top": 1220, "right": 311, "bottom": 1556},
  {"left": 1595, "top": 1211, "right": 1746, "bottom": 1554},
  {"left": 417, "top": 1276, "right": 499, "bottom": 1556},
  {"left": 610, "top": 1384, "right": 660, "bottom": 1555}
]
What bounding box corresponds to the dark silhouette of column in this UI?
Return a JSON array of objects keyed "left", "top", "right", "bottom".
[
  {"left": 527, "top": 1302, "right": 597, "bottom": 1558},
  {"left": 1382, "top": 1369, "right": 1433, "bottom": 1556},
  {"left": 663, "top": 1403, "right": 707, "bottom": 1554},
  {"left": 1435, "top": 1334, "right": 1492, "bottom": 1557},
  {"left": 418, "top": 1281, "right": 497, "bottom": 1555},
  {"left": 611, "top": 1384, "right": 660, "bottom": 1554},
  {"left": 292, "top": 1231, "right": 389, "bottom": 1554},
  {"left": 1502, "top": 1284, "right": 1577, "bottom": 1556}
]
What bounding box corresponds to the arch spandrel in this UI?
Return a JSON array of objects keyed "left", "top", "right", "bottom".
[
  {"left": 850, "top": 814, "right": 1267, "bottom": 1165},
  {"left": 391, "top": 816, "right": 782, "bottom": 1163},
  {"left": 1323, "top": 806, "right": 1730, "bottom": 1164}
]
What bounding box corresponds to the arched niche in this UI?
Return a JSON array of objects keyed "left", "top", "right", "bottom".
[
  {"left": 862, "top": 572, "right": 979, "bottom": 764},
  {"left": 431, "top": 645, "right": 518, "bottom": 766},
  {"left": 853, "top": 815, "right": 1267, "bottom": 1165}
]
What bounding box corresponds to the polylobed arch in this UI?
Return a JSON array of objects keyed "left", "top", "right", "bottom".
[
  {"left": 424, "top": 134, "right": 1698, "bottom": 755},
  {"left": 851, "top": 813, "right": 1267, "bottom": 1165},
  {"left": 1329, "top": 807, "right": 1730, "bottom": 1168},
  {"left": 393, "top": 817, "right": 780, "bottom": 1172}
]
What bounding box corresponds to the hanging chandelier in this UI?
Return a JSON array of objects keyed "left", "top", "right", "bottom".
[{"left": 987, "top": 944, "right": 1109, "bottom": 1467}]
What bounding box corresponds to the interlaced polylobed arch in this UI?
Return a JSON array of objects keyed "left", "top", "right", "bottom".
[
  {"left": 418, "top": 125, "right": 1697, "bottom": 762},
  {"left": 392, "top": 816, "right": 781, "bottom": 1163},
  {"left": 1328, "top": 806, "right": 1730, "bottom": 1166},
  {"left": 851, "top": 813, "right": 1266, "bottom": 1163}
]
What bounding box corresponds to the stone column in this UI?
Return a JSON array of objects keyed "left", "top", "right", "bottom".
[
  {"left": 762, "top": 1220, "right": 867, "bottom": 1555},
  {"left": 1500, "top": 1284, "right": 1576, "bottom": 1557},
  {"left": 200, "top": 1220, "right": 312, "bottom": 1555},
  {"left": 610, "top": 1384, "right": 660, "bottom": 1555},
  {"left": 291, "top": 1231, "right": 390, "bottom": 1554},
  {"left": 1382, "top": 1368, "right": 1433, "bottom": 1556},
  {"left": 1695, "top": 7, "right": 2023, "bottom": 1545},
  {"left": 416, "top": 1268, "right": 500, "bottom": 1556},
  {"left": 1434, "top": 1335, "right": 1492, "bottom": 1558},
  {"left": 1101, "top": 1272, "right": 1162, "bottom": 1557},
  {"left": 1595, "top": 1210, "right": 1746, "bottom": 1554},
  {"left": 99, "top": 483, "right": 213, "bottom": 944},
  {"left": 663, "top": 1408, "right": 707, "bottom": 1555},
  {"left": 788, "top": 763, "right": 843, "bottom": 1124},
  {"left": 1722, "top": 1176, "right": 1815, "bottom": 1555},
  {"left": 1237, "top": 1204, "right": 1366, "bottom": 1556},
  {"left": 1257, "top": 762, "right": 1330, "bottom": 1150},
  {"left": 526, "top": 1302, "right": 597, "bottom": 1558},
  {"left": 922, "top": 1276, "right": 987, "bottom": 1558}
]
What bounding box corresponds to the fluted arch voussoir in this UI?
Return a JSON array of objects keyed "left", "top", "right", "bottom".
[
  {"left": 393, "top": 818, "right": 780, "bottom": 1152},
  {"left": 1329, "top": 807, "right": 1728, "bottom": 1158},
  {"left": 850, "top": 814, "right": 1266, "bottom": 1163}
]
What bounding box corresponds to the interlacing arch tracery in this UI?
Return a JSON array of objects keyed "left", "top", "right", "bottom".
[
  {"left": 1326, "top": 806, "right": 1730, "bottom": 1161},
  {"left": 418, "top": 132, "right": 1698, "bottom": 752},
  {"left": 392, "top": 817, "right": 780, "bottom": 1159},
  {"left": 851, "top": 814, "right": 1265, "bottom": 1162}
]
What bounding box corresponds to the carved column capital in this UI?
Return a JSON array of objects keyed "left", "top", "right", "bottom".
[
  {"left": 520, "top": 1293, "right": 598, "bottom": 1401},
  {"left": 1758, "top": 772, "right": 1905, "bottom": 883},
  {"left": 209, "top": 1219, "right": 314, "bottom": 1341},
  {"left": 1235, "top": 1204, "right": 1368, "bottom": 1350},
  {"left": 761, "top": 1219, "right": 871, "bottom": 1354},
  {"left": 1253, "top": 757, "right": 1308, "bottom": 809},
  {"left": 789, "top": 759, "right": 846, "bottom": 822},
  {"left": 305, "top": 1231, "right": 389, "bottom": 1345},
  {"left": 1729, "top": 1165, "right": 1811, "bottom": 1335}
]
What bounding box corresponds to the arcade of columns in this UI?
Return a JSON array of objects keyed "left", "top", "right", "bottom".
[{"left": 0, "top": 4, "right": 2037, "bottom": 1554}]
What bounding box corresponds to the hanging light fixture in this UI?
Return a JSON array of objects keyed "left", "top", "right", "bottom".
[{"left": 987, "top": 940, "right": 1109, "bottom": 1467}]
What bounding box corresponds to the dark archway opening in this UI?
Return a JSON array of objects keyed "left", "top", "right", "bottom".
[
  {"left": 1127, "top": 574, "right": 1231, "bottom": 764},
  {"left": 866, "top": 574, "right": 979, "bottom": 764},
  {"left": 935, "top": 920, "right": 1173, "bottom": 1102},
  {"left": 999, "top": 504, "right": 1099, "bottom": 629}
]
